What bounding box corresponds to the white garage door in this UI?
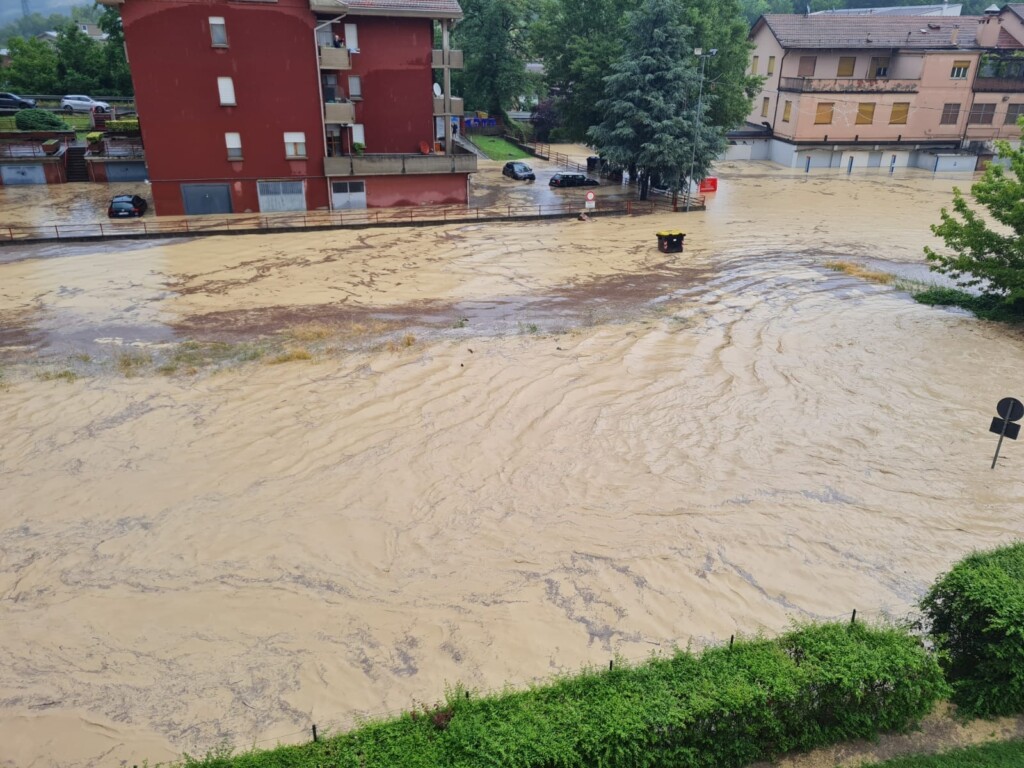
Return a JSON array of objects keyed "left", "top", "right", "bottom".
[
  {"left": 332, "top": 180, "right": 366, "bottom": 210},
  {"left": 257, "top": 180, "right": 306, "bottom": 212}
]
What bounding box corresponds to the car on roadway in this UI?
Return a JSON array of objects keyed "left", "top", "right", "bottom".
[
  {"left": 549, "top": 172, "right": 599, "bottom": 188},
  {"left": 0, "top": 92, "right": 37, "bottom": 110},
  {"left": 61, "top": 95, "right": 111, "bottom": 113},
  {"left": 502, "top": 161, "right": 535, "bottom": 181},
  {"left": 107, "top": 194, "right": 149, "bottom": 218}
]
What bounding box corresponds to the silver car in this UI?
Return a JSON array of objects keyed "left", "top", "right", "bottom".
[{"left": 60, "top": 95, "right": 111, "bottom": 114}]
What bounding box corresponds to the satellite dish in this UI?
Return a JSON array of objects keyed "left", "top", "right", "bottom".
[{"left": 433, "top": 83, "right": 442, "bottom": 97}]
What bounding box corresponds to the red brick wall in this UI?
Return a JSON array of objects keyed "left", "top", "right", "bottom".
[{"left": 365, "top": 173, "right": 467, "bottom": 207}]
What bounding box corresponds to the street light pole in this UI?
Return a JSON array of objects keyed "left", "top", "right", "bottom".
[{"left": 686, "top": 48, "right": 716, "bottom": 212}]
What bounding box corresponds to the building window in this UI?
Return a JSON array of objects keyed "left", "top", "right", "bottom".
[
  {"left": 837, "top": 56, "right": 856, "bottom": 77},
  {"left": 332, "top": 181, "right": 365, "bottom": 194},
  {"left": 225, "top": 132, "right": 242, "bottom": 160},
  {"left": 348, "top": 75, "right": 362, "bottom": 100},
  {"left": 761, "top": 96, "right": 769, "bottom": 117},
  {"left": 951, "top": 60, "right": 970, "bottom": 79},
  {"left": 815, "top": 102, "right": 833, "bottom": 124},
  {"left": 889, "top": 102, "right": 909, "bottom": 125},
  {"left": 798, "top": 56, "right": 816, "bottom": 77},
  {"left": 940, "top": 103, "right": 960, "bottom": 124},
  {"left": 767, "top": 56, "right": 775, "bottom": 75},
  {"left": 750, "top": 55, "right": 759, "bottom": 75},
  {"left": 284, "top": 131, "right": 307, "bottom": 158},
  {"left": 344, "top": 22, "right": 359, "bottom": 52},
  {"left": 1006, "top": 103, "right": 1024, "bottom": 125},
  {"left": 869, "top": 57, "right": 889, "bottom": 78},
  {"left": 968, "top": 103, "right": 996, "bottom": 125},
  {"left": 782, "top": 100, "right": 792, "bottom": 122},
  {"left": 209, "top": 16, "right": 227, "bottom": 46},
  {"left": 856, "top": 102, "right": 875, "bottom": 125},
  {"left": 217, "top": 77, "right": 236, "bottom": 106}
]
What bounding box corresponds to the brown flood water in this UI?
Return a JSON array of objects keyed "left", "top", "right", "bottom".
[{"left": 2, "top": 162, "right": 1024, "bottom": 767}]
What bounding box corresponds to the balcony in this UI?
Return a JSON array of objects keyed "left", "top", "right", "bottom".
[
  {"left": 779, "top": 77, "right": 919, "bottom": 94},
  {"left": 431, "top": 49, "right": 464, "bottom": 69},
  {"left": 310, "top": 0, "right": 349, "bottom": 11},
  {"left": 324, "top": 152, "right": 478, "bottom": 177},
  {"left": 974, "top": 77, "right": 1024, "bottom": 93},
  {"left": 433, "top": 96, "right": 464, "bottom": 116},
  {"left": 319, "top": 46, "right": 352, "bottom": 70},
  {"left": 324, "top": 101, "right": 356, "bottom": 124}
]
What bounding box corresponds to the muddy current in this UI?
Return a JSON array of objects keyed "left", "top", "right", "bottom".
[{"left": 2, "top": 162, "right": 1024, "bottom": 767}]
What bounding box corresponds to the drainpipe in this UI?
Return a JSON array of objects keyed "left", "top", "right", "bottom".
[
  {"left": 315, "top": 14, "right": 345, "bottom": 210},
  {"left": 770, "top": 49, "right": 789, "bottom": 139},
  {"left": 961, "top": 50, "right": 982, "bottom": 154},
  {"left": 442, "top": 19, "right": 453, "bottom": 156}
]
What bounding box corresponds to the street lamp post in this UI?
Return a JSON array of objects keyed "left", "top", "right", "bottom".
[{"left": 686, "top": 47, "right": 716, "bottom": 212}]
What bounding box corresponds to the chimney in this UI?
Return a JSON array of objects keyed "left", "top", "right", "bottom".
[
  {"left": 977, "top": 15, "right": 1001, "bottom": 47},
  {"left": 951, "top": 26, "right": 959, "bottom": 45}
]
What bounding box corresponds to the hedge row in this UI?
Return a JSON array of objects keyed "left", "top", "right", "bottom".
[
  {"left": 184, "top": 622, "right": 947, "bottom": 768},
  {"left": 14, "top": 108, "right": 69, "bottom": 132},
  {"left": 922, "top": 541, "right": 1024, "bottom": 718}
]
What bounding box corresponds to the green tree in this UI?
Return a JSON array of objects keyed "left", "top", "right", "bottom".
[
  {"left": 456, "top": 0, "right": 531, "bottom": 118},
  {"left": 55, "top": 23, "right": 105, "bottom": 93},
  {"left": 924, "top": 125, "right": 1024, "bottom": 309},
  {"left": 588, "top": 0, "right": 731, "bottom": 201},
  {"left": 97, "top": 5, "right": 133, "bottom": 95},
  {"left": 2, "top": 35, "right": 59, "bottom": 94}
]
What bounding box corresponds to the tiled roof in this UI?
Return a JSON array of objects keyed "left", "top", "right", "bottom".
[
  {"left": 998, "top": 25, "right": 1024, "bottom": 48},
  {"left": 344, "top": 0, "right": 462, "bottom": 18},
  {"left": 1006, "top": 4, "right": 1024, "bottom": 22},
  {"left": 810, "top": 4, "right": 963, "bottom": 16},
  {"left": 757, "top": 14, "right": 982, "bottom": 49}
]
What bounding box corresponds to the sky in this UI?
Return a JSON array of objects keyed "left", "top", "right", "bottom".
[{"left": 0, "top": 1, "right": 80, "bottom": 26}]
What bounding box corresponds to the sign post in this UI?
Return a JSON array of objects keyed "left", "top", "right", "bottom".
[
  {"left": 585, "top": 190, "right": 596, "bottom": 210},
  {"left": 989, "top": 397, "right": 1023, "bottom": 469}
]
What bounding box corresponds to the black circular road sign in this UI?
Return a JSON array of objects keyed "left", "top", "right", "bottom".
[{"left": 997, "top": 397, "right": 1024, "bottom": 422}]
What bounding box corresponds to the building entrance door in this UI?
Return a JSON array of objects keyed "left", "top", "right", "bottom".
[{"left": 332, "top": 180, "right": 367, "bottom": 209}]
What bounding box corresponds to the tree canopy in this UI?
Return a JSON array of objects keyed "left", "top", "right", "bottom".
[
  {"left": 924, "top": 124, "right": 1024, "bottom": 310},
  {"left": 454, "top": 0, "right": 532, "bottom": 118}
]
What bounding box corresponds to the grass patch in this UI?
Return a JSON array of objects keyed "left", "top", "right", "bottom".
[
  {"left": 38, "top": 369, "right": 78, "bottom": 383},
  {"left": 115, "top": 350, "right": 152, "bottom": 377},
  {"left": 383, "top": 333, "right": 416, "bottom": 352},
  {"left": 913, "top": 287, "right": 1024, "bottom": 323},
  {"left": 824, "top": 260, "right": 896, "bottom": 285},
  {"left": 284, "top": 323, "right": 336, "bottom": 342},
  {"left": 473, "top": 135, "right": 531, "bottom": 161},
  {"left": 267, "top": 348, "right": 312, "bottom": 364},
  {"left": 867, "top": 739, "right": 1024, "bottom": 767}
]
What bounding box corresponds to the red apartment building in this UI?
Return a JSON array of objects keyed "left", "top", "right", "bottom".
[{"left": 97, "top": 0, "right": 475, "bottom": 215}]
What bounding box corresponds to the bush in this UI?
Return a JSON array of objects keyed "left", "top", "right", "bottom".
[
  {"left": 85, "top": 131, "right": 104, "bottom": 143},
  {"left": 14, "top": 108, "right": 69, "bottom": 131},
  {"left": 921, "top": 542, "right": 1024, "bottom": 718},
  {"left": 183, "top": 622, "right": 947, "bottom": 768},
  {"left": 104, "top": 119, "right": 140, "bottom": 134}
]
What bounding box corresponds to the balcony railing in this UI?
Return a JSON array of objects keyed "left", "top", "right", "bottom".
[
  {"left": 324, "top": 152, "right": 477, "bottom": 176},
  {"left": 431, "top": 49, "right": 464, "bottom": 69},
  {"left": 310, "top": 0, "right": 349, "bottom": 11},
  {"left": 433, "top": 96, "right": 464, "bottom": 116},
  {"left": 319, "top": 46, "right": 352, "bottom": 70},
  {"left": 324, "top": 101, "right": 356, "bottom": 124},
  {"left": 779, "top": 77, "right": 919, "bottom": 93},
  {"left": 974, "top": 76, "right": 1024, "bottom": 93}
]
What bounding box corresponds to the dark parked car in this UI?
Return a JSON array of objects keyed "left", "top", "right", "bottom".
[
  {"left": 0, "top": 92, "right": 36, "bottom": 110},
  {"left": 549, "top": 172, "right": 599, "bottom": 188},
  {"left": 108, "top": 194, "right": 149, "bottom": 218},
  {"left": 502, "top": 161, "right": 535, "bottom": 181}
]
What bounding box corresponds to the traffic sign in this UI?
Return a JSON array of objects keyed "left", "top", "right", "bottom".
[
  {"left": 585, "top": 191, "right": 595, "bottom": 201},
  {"left": 997, "top": 397, "right": 1024, "bottom": 421},
  {"left": 990, "top": 396, "right": 1023, "bottom": 468}
]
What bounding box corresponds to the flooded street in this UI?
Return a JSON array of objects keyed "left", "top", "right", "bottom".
[{"left": 2, "top": 162, "right": 1024, "bottom": 767}]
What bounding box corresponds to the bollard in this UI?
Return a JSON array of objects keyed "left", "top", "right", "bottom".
[
  {"left": 804, "top": 155, "right": 811, "bottom": 173},
  {"left": 609, "top": 660, "right": 614, "bottom": 671},
  {"left": 729, "top": 634, "right": 734, "bottom": 649},
  {"left": 312, "top": 724, "right": 318, "bottom": 742},
  {"left": 850, "top": 609, "right": 857, "bottom": 625}
]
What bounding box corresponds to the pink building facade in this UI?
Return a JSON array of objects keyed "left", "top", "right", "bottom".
[{"left": 739, "top": 5, "right": 1024, "bottom": 171}]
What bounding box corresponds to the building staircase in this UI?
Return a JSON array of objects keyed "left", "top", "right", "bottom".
[{"left": 65, "top": 146, "right": 90, "bottom": 182}]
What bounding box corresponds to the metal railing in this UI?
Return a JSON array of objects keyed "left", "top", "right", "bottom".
[
  {"left": 0, "top": 144, "right": 60, "bottom": 158},
  {"left": 779, "top": 76, "right": 919, "bottom": 93},
  {"left": 0, "top": 199, "right": 699, "bottom": 244}
]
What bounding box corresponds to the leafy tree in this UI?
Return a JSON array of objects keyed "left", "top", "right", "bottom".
[
  {"left": 2, "top": 36, "right": 59, "bottom": 94},
  {"left": 739, "top": 0, "right": 797, "bottom": 25},
  {"left": 97, "top": 6, "right": 133, "bottom": 95},
  {"left": 924, "top": 124, "right": 1024, "bottom": 309},
  {"left": 70, "top": 4, "right": 102, "bottom": 24},
  {"left": 0, "top": 12, "right": 70, "bottom": 47},
  {"left": 588, "top": 0, "right": 730, "bottom": 201},
  {"left": 55, "top": 23, "right": 105, "bottom": 93},
  {"left": 530, "top": 97, "right": 560, "bottom": 142},
  {"left": 455, "top": 0, "right": 531, "bottom": 118}
]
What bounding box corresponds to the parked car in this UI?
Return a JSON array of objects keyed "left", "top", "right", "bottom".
[
  {"left": 0, "top": 92, "right": 36, "bottom": 110},
  {"left": 107, "top": 194, "right": 148, "bottom": 218},
  {"left": 549, "top": 172, "right": 599, "bottom": 188},
  {"left": 502, "top": 161, "right": 535, "bottom": 181},
  {"left": 61, "top": 95, "right": 110, "bottom": 113}
]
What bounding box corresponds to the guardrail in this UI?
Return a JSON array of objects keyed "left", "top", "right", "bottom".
[
  {"left": 0, "top": 198, "right": 701, "bottom": 245},
  {"left": 0, "top": 144, "right": 59, "bottom": 158}
]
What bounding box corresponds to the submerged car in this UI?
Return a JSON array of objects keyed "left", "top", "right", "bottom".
[
  {"left": 108, "top": 194, "right": 148, "bottom": 218},
  {"left": 549, "top": 172, "right": 599, "bottom": 188},
  {"left": 502, "top": 161, "right": 535, "bottom": 181}
]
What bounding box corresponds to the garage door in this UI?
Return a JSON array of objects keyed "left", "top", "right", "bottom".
[
  {"left": 181, "top": 184, "right": 233, "bottom": 215},
  {"left": 257, "top": 180, "right": 306, "bottom": 212},
  {"left": 332, "top": 180, "right": 367, "bottom": 210},
  {"left": 106, "top": 162, "right": 148, "bottom": 182},
  {"left": 1, "top": 165, "right": 46, "bottom": 185}
]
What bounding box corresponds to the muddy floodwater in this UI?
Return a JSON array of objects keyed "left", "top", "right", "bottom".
[{"left": 2, "top": 162, "right": 1024, "bottom": 767}]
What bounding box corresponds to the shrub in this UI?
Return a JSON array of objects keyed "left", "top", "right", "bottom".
[
  {"left": 14, "top": 108, "right": 69, "bottom": 131},
  {"left": 921, "top": 542, "right": 1024, "bottom": 717},
  {"left": 182, "top": 622, "right": 947, "bottom": 768},
  {"left": 86, "top": 131, "right": 104, "bottom": 143},
  {"left": 104, "top": 119, "right": 140, "bottom": 133}
]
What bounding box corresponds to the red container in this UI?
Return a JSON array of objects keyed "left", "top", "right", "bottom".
[{"left": 698, "top": 177, "right": 718, "bottom": 193}]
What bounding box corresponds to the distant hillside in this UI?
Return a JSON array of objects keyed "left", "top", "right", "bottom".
[{"left": 0, "top": 1, "right": 78, "bottom": 27}]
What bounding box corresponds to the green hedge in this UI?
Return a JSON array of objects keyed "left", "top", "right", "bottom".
[
  {"left": 921, "top": 542, "right": 1024, "bottom": 718},
  {"left": 105, "top": 118, "right": 140, "bottom": 133},
  {"left": 14, "top": 108, "right": 69, "bottom": 131},
  {"left": 182, "top": 623, "right": 947, "bottom": 768}
]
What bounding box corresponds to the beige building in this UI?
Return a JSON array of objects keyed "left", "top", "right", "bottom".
[{"left": 738, "top": 5, "right": 1024, "bottom": 171}]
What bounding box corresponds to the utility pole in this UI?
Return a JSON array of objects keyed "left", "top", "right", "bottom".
[{"left": 22, "top": 0, "right": 31, "bottom": 18}]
